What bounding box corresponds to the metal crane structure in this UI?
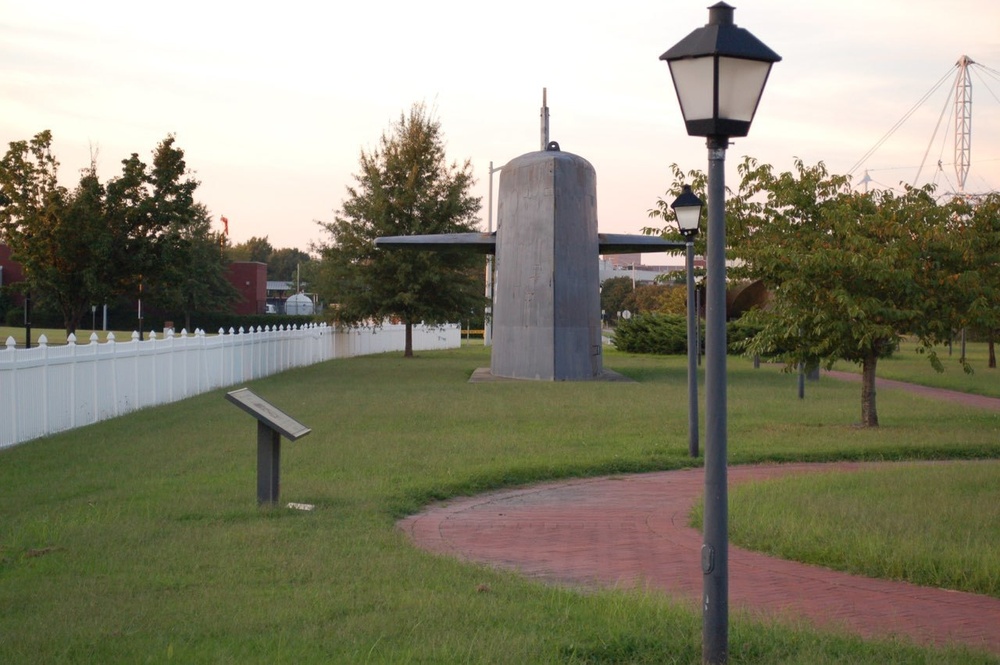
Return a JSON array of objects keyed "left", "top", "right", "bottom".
[
  {"left": 954, "top": 55, "right": 973, "bottom": 194},
  {"left": 850, "top": 54, "right": 999, "bottom": 201}
]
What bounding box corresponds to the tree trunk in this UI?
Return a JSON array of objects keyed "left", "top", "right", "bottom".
[
  {"left": 404, "top": 321, "right": 413, "bottom": 358},
  {"left": 989, "top": 334, "right": 996, "bottom": 369},
  {"left": 860, "top": 351, "right": 879, "bottom": 427},
  {"left": 63, "top": 307, "right": 82, "bottom": 336}
]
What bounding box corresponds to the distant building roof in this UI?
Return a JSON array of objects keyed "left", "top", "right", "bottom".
[{"left": 267, "top": 281, "right": 294, "bottom": 292}]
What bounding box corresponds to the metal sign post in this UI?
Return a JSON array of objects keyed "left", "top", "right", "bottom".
[{"left": 225, "top": 388, "right": 311, "bottom": 505}]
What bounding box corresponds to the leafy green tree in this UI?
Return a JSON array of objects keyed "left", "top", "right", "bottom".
[
  {"left": 296, "top": 258, "right": 322, "bottom": 296},
  {"left": 645, "top": 163, "right": 709, "bottom": 258},
  {"left": 600, "top": 276, "right": 633, "bottom": 322},
  {"left": 0, "top": 132, "right": 117, "bottom": 332},
  {"left": 727, "top": 158, "right": 971, "bottom": 427},
  {"left": 268, "top": 247, "right": 312, "bottom": 283},
  {"left": 103, "top": 135, "right": 214, "bottom": 329},
  {"left": 954, "top": 193, "right": 1000, "bottom": 368},
  {"left": 104, "top": 151, "right": 152, "bottom": 303},
  {"left": 315, "top": 103, "right": 484, "bottom": 357},
  {"left": 1, "top": 131, "right": 230, "bottom": 334},
  {"left": 133, "top": 138, "right": 236, "bottom": 329},
  {"left": 228, "top": 236, "right": 273, "bottom": 264},
  {"left": 621, "top": 283, "right": 685, "bottom": 316},
  {"left": 148, "top": 203, "right": 238, "bottom": 331}
]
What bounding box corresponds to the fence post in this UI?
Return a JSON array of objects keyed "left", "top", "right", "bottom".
[{"left": 5, "top": 337, "right": 18, "bottom": 446}]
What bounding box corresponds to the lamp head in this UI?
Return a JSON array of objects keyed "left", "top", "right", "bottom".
[
  {"left": 660, "top": 2, "right": 781, "bottom": 139},
  {"left": 671, "top": 184, "right": 703, "bottom": 238}
]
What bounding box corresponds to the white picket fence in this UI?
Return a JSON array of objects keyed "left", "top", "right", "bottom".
[{"left": 0, "top": 322, "right": 460, "bottom": 449}]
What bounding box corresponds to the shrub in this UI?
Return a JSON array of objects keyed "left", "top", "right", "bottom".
[
  {"left": 613, "top": 313, "right": 696, "bottom": 355},
  {"left": 613, "top": 312, "right": 801, "bottom": 358}
]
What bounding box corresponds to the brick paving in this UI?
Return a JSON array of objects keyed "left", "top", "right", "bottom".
[
  {"left": 399, "top": 462, "right": 1000, "bottom": 656},
  {"left": 399, "top": 375, "right": 1000, "bottom": 654}
]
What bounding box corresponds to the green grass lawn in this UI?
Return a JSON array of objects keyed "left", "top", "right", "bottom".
[
  {"left": 727, "top": 461, "right": 999, "bottom": 597},
  {"left": 1, "top": 345, "right": 997, "bottom": 663},
  {"left": 0, "top": 325, "right": 137, "bottom": 346},
  {"left": 833, "top": 339, "right": 1000, "bottom": 398}
]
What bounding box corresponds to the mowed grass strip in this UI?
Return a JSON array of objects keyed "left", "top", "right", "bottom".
[
  {"left": 0, "top": 345, "right": 997, "bottom": 663},
  {"left": 727, "top": 461, "right": 1000, "bottom": 597}
]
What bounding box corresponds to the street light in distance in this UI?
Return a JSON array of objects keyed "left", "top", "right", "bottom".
[{"left": 671, "top": 184, "right": 703, "bottom": 460}]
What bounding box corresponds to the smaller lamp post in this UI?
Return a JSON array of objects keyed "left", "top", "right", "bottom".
[{"left": 671, "top": 184, "right": 703, "bottom": 458}]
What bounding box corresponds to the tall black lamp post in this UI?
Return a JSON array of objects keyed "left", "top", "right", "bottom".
[
  {"left": 671, "top": 185, "right": 703, "bottom": 459},
  {"left": 660, "top": 3, "right": 780, "bottom": 663}
]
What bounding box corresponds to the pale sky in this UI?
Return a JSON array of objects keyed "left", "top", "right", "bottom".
[{"left": 2, "top": 1, "right": 999, "bottom": 254}]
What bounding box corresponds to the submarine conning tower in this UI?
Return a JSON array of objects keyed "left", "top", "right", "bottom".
[{"left": 491, "top": 142, "right": 603, "bottom": 381}]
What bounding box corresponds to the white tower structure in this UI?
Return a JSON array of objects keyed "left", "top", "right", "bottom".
[{"left": 954, "top": 55, "right": 974, "bottom": 194}]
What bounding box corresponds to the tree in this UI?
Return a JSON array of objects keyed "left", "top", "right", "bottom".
[
  {"left": 132, "top": 138, "right": 237, "bottom": 330},
  {"left": 622, "top": 283, "right": 686, "bottom": 316},
  {"left": 148, "top": 203, "right": 239, "bottom": 331},
  {"left": 1, "top": 131, "right": 230, "bottom": 334},
  {"left": 0, "top": 132, "right": 117, "bottom": 332},
  {"left": 315, "top": 103, "right": 484, "bottom": 357},
  {"left": 104, "top": 151, "right": 153, "bottom": 305},
  {"left": 228, "top": 236, "right": 273, "bottom": 263},
  {"left": 103, "top": 135, "right": 215, "bottom": 329},
  {"left": 645, "top": 163, "right": 709, "bottom": 259},
  {"left": 268, "top": 247, "right": 312, "bottom": 283},
  {"left": 955, "top": 193, "right": 1000, "bottom": 368},
  {"left": 600, "top": 276, "right": 633, "bottom": 322},
  {"left": 726, "top": 158, "right": 970, "bottom": 427}
]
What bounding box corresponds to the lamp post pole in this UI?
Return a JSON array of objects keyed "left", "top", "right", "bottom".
[
  {"left": 660, "top": 4, "right": 779, "bottom": 661},
  {"left": 685, "top": 236, "right": 699, "bottom": 458},
  {"left": 702, "top": 136, "right": 729, "bottom": 661}
]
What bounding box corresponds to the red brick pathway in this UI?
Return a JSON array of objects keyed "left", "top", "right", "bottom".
[{"left": 399, "top": 462, "right": 1000, "bottom": 656}]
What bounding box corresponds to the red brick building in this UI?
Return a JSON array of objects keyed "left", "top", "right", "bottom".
[
  {"left": 226, "top": 261, "right": 267, "bottom": 315},
  {"left": 0, "top": 243, "right": 26, "bottom": 305}
]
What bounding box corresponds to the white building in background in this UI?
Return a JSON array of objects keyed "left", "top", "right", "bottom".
[{"left": 598, "top": 257, "right": 688, "bottom": 286}]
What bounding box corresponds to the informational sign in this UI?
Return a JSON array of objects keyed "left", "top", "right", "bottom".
[
  {"left": 225, "top": 388, "right": 311, "bottom": 505},
  {"left": 225, "top": 388, "right": 311, "bottom": 440}
]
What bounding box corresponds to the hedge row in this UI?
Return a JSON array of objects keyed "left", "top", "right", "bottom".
[
  {"left": 612, "top": 313, "right": 763, "bottom": 356},
  {"left": 2, "top": 305, "right": 317, "bottom": 333}
]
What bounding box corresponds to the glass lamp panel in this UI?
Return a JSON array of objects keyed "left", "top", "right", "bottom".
[
  {"left": 716, "top": 57, "right": 772, "bottom": 122},
  {"left": 668, "top": 57, "right": 715, "bottom": 122},
  {"left": 674, "top": 206, "right": 701, "bottom": 233}
]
